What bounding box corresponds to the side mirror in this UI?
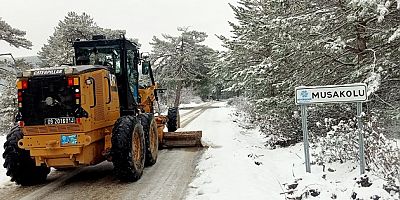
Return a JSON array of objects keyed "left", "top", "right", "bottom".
[{"left": 142, "top": 61, "right": 150, "bottom": 75}]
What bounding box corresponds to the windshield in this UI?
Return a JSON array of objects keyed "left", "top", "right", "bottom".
[
  {"left": 138, "top": 63, "right": 153, "bottom": 88},
  {"left": 75, "top": 46, "right": 121, "bottom": 72}
]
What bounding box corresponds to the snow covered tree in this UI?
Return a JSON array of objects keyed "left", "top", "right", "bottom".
[
  {"left": 150, "top": 27, "right": 217, "bottom": 106},
  {"left": 0, "top": 18, "right": 32, "bottom": 49},
  {"left": 0, "top": 18, "right": 32, "bottom": 133},
  {"left": 38, "top": 12, "right": 126, "bottom": 67},
  {"left": 216, "top": 0, "right": 400, "bottom": 189},
  {"left": 0, "top": 58, "right": 33, "bottom": 131},
  {"left": 217, "top": 0, "right": 400, "bottom": 142}
]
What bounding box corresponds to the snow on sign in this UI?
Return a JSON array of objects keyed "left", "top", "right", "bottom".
[{"left": 295, "top": 83, "right": 367, "bottom": 105}]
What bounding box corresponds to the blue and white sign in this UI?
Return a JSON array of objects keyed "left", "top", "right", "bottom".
[
  {"left": 61, "top": 134, "right": 78, "bottom": 145},
  {"left": 295, "top": 83, "right": 367, "bottom": 105}
]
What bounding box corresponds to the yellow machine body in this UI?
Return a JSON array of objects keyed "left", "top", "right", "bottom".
[
  {"left": 18, "top": 67, "right": 121, "bottom": 167},
  {"left": 17, "top": 66, "right": 201, "bottom": 168}
]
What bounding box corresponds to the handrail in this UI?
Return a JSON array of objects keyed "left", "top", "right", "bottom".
[
  {"left": 88, "top": 77, "right": 96, "bottom": 108},
  {"left": 104, "top": 77, "right": 111, "bottom": 104}
]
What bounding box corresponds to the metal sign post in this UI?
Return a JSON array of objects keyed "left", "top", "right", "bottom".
[
  {"left": 295, "top": 83, "right": 368, "bottom": 175},
  {"left": 357, "top": 102, "right": 366, "bottom": 174},
  {"left": 300, "top": 105, "right": 311, "bottom": 173}
]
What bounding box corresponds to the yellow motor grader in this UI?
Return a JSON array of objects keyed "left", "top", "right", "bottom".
[{"left": 2, "top": 35, "right": 202, "bottom": 185}]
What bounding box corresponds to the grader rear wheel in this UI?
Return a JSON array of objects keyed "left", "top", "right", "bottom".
[
  {"left": 3, "top": 126, "right": 50, "bottom": 186},
  {"left": 111, "top": 116, "right": 145, "bottom": 182}
]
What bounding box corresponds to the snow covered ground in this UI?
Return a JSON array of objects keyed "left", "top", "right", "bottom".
[{"left": 184, "top": 102, "right": 398, "bottom": 200}]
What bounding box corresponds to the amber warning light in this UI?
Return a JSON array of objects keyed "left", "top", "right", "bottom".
[{"left": 17, "top": 80, "right": 28, "bottom": 90}]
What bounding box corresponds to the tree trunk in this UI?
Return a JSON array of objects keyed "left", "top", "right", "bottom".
[
  {"left": 174, "top": 36, "right": 185, "bottom": 108},
  {"left": 174, "top": 80, "right": 183, "bottom": 107}
]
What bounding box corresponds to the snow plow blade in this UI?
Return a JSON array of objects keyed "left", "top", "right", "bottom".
[{"left": 162, "top": 131, "right": 203, "bottom": 148}]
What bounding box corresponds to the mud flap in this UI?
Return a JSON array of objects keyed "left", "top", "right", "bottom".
[{"left": 161, "top": 131, "right": 203, "bottom": 148}]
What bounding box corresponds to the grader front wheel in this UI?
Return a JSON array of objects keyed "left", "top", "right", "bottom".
[{"left": 167, "top": 107, "right": 180, "bottom": 132}]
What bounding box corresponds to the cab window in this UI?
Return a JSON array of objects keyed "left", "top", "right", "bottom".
[
  {"left": 75, "top": 46, "right": 121, "bottom": 74},
  {"left": 127, "top": 50, "right": 139, "bottom": 102}
]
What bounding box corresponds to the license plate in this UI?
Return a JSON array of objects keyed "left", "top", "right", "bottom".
[{"left": 44, "top": 117, "right": 76, "bottom": 125}]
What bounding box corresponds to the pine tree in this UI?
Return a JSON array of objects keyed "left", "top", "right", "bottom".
[
  {"left": 217, "top": 0, "right": 400, "bottom": 142},
  {"left": 38, "top": 12, "right": 126, "bottom": 67},
  {"left": 150, "top": 27, "right": 217, "bottom": 106},
  {"left": 0, "top": 18, "right": 32, "bottom": 49},
  {"left": 0, "top": 59, "right": 34, "bottom": 131},
  {"left": 0, "top": 18, "right": 32, "bottom": 133}
]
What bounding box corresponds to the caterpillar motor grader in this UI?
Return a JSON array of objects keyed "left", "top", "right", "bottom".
[{"left": 2, "top": 35, "right": 202, "bottom": 185}]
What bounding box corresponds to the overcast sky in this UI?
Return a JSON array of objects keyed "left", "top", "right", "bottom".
[{"left": 0, "top": 0, "right": 237, "bottom": 57}]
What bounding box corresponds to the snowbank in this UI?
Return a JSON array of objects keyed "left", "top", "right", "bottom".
[
  {"left": 185, "top": 102, "right": 285, "bottom": 199},
  {"left": 185, "top": 102, "right": 398, "bottom": 200}
]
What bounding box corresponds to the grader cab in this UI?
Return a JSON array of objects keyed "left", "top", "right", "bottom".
[{"left": 3, "top": 35, "right": 202, "bottom": 185}]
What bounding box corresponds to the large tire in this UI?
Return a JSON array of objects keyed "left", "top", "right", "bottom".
[
  {"left": 138, "top": 114, "right": 158, "bottom": 166},
  {"left": 111, "top": 116, "right": 145, "bottom": 182},
  {"left": 167, "top": 107, "right": 180, "bottom": 132},
  {"left": 3, "top": 126, "right": 50, "bottom": 186}
]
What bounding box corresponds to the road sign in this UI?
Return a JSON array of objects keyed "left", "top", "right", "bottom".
[
  {"left": 295, "top": 83, "right": 367, "bottom": 105},
  {"left": 295, "top": 83, "right": 368, "bottom": 174}
]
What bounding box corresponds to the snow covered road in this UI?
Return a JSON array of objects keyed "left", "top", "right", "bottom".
[{"left": 0, "top": 103, "right": 210, "bottom": 200}]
